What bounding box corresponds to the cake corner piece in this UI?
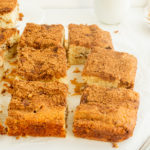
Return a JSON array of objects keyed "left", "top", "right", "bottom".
[
  {"left": 82, "top": 49, "right": 137, "bottom": 89},
  {"left": 73, "top": 85, "right": 139, "bottom": 142},
  {"left": 68, "top": 24, "right": 113, "bottom": 65},
  {"left": 5, "top": 80, "right": 68, "bottom": 137}
]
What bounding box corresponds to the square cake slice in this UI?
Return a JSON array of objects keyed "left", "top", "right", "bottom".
[
  {"left": 18, "top": 23, "right": 65, "bottom": 49},
  {"left": 73, "top": 85, "right": 139, "bottom": 142},
  {"left": 5, "top": 80, "right": 68, "bottom": 137},
  {"left": 68, "top": 24, "right": 113, "bottom": 65},
  {"left": 0, "top": 0, "right": 19, "bottom": 28},
  {"left": 82, "top": 49, "right": 137, "bottom": 89},
  {"left": 17, "top": 46, "right": 67, "bottom": 82}
]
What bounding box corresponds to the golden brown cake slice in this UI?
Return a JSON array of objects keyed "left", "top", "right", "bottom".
[
  {"left": 73, "top": 85, "right": 139, "bottom": 142},
  {"left": 0, "top": 0, "right": 19, "bottom": 28},
  {"left": 18, "top": 23, "right": 65, "bottom": 49},
  {"left": 82, "top": 49, "right": 137, "bottom": 89},
  {"left": 5, "top": 80, "right": 68, "bottom": 137},
  {"left": 17, "top": 46, "right": 67, "bottom": 82},
  {"left": 68, "top": 24, "right": 113, "bottom": 65}
]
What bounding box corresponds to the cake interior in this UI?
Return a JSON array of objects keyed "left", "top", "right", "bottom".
[
  {"left": 82, "top": 76, "right": 132, "bottom": 89},
  {"left": 68, "top": 45, "right": 91, "bottom": 65},
  {"left": 0, "top": 31, "right": 19, "bottom": 58},
  {"left": 0, "top": 4, "right": 19, "bottom": 28}
]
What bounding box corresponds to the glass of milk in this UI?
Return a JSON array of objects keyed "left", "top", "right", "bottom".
[{"left": 94, "top": 0, "right": 131, "bottom": 24}]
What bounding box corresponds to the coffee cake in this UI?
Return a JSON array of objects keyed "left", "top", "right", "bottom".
[
  {"left": 6, "top": 80, "right": 68, "bottom": 137},
  {"left": 68, "top": 24, "right": 113, "bottom": 65},
  {"left": 73, "top": 85, "right": 139, "bottom": 142},
  {"left": 18, "top": 23, "right": 65, "bottom": 49},
  {"left": 0, "top": 0, "right": 19, "bottom": 28},
  {"left": 17, "top": 46, "right": 67, "bottom": 82},
  {"left": 82, "top": 49, "right": 137, "bottom": 89}
]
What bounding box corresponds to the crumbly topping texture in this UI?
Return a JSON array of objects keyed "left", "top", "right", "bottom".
[
  {"left": 9, "top": 80, "right": 68, "bottom": 109},
  {"left": 68, "top": 24, "right": 113, "bottom": 49},
  {"left": 73, "top": 85, "right": 139, "bottom": 142},
  {"left": 19, "top": 23, "right": 64, "bottom": 49},
  {"left": 6, "top": 80, "right": 68, "bottom": 136},
  {"left": 17, "top": 46, "right": 67, "bottom": 81},
  {"left": 81, "top": 85, "right": 139, "bottom": 106},
  {"left": 0, "top": 0, "right": 17, "bottom": 15},
  {"left": 0, "top": 27, "right": 19, "bottom": 46},
  {"left": 82, "top": 49, "right": 137, "bottom": 86}
]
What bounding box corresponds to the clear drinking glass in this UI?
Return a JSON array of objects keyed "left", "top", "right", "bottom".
[{"left": 94, "top": 0, "right": 130, "bottom": 25}]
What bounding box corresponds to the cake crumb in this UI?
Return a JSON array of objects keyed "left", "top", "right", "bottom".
[
  {"left": 112, "top": 143, "right": 119, "bottom": 148},
  {"left": 114, "top": 30, "right": 119, "bottom": 34},
  {"left": 1, "top": 89, "right": 6, "bottom": 95},
  {"left": 70, "top": 78, "right": 85, "bottom": 95},
  {"left": 16, "top": 136, "right": 20, "bottom": 140},
  {"left": 73, "top": 68, "right": 81, "bottom": 73},
  {"left": 19, "top": 13, "right": 24, "bottom": 21}
]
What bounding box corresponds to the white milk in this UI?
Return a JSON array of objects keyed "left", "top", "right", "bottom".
[{"left": 94, "top": 0, "right": 130, "bottom": 24}]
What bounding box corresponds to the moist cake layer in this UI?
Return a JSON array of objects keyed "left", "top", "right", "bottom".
[
  {"left": 0, "top": 27, "right": 19, "bottom": 79},
  {"left": 18, "top": 23, "right": 65, "bottom": 49},
  {"left": 17, "top": 46, "right": 67, "bottom": 81},
  {"left": 68, "top": 45, "right": 91, "bottom": 65},
  {"left": 73, "top": 85, "right": 139, "bottom": 142},
  {"left": 82, "top": 49, "right": 137, "bottom": 89},
  {"left": 0, "top": 28, "right": 19, "bottom": 58},
  {"left": 6, "top": 80, "right": 68, "bottom": 137}
]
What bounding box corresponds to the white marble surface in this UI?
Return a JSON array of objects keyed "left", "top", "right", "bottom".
[
  {"left": 18, "top": 0, "right": 147, "bottom": 9},
  {"left": 0, "top": 2, "right": 150, "bottom": 150}
]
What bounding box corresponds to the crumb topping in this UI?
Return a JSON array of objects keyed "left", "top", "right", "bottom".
[
  {"left": 74, "top": 86, "right": 139, "bottom": 142},
  {"left": 81, "top": 85, "right": 139, "bottom": 108},
  {"left": 69, "top": 24, "right": 113, "bottom": 49},
  {"left": 19, "top": 23, "right": 64, "bottom": 49},
  {"left": 17, "top": 46, "right": 67, "bottom": 81},
  {"left": 0, "top": 0, "right": 17, "bottom": 15},
  {"left": 82, "top": 49, "right": 137, "bottom": 86},
  {"left": 9, "top": 80, "right": 68, "bottom": 112}
]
